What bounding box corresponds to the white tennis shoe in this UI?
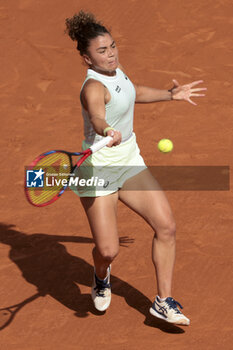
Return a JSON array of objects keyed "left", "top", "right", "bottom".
[
  {"left": 91, "top": 265, "right": 111, "bottom": 312},
  {"left": 149, "top": 296, "right": 190, "bottom": 326}
]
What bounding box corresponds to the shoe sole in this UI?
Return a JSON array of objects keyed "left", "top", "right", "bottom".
[{"left": 149, "top": 307, "right": 190, "bottom": 326}]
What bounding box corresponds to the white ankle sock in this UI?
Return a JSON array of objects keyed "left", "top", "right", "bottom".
[{"left": 157, "top": 296, "right": 167, "bottom": 302}]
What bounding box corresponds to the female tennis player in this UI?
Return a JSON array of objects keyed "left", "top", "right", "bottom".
[{"left": 65, "top": 11, "right": 206, "bottom": 326}]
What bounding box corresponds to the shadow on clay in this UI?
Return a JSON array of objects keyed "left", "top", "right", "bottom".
[{"left": 0, "top": 223, "right": 184, "bottom": 334}]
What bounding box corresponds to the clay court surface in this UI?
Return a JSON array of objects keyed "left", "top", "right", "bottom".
[{"left": 1, "top": 0, "right": 233, "bottom": 349}]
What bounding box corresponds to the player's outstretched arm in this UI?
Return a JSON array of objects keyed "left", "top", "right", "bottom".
[
  {"left": 134, "top": 84, "right": 172, "bottom": 103},
  {"left": 134, "top": 80, "right": 206, "bottom": 105}
]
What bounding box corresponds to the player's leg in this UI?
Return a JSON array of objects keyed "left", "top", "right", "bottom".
[
  {"left": 119, "top": 169, "right": 190, "bottom": 325},
  {"left": 119, "top": 169, "right": 175, "bottom": 298},
  {"left": 80, "top": 192, "right": 119, "bottom": 311},
  {"left": 80, "top": 192, "right": 119, "bottom": 279}
]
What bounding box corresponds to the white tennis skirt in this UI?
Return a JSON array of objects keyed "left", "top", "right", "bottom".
[{"left": 70, "top": 132, "right": 147, "bottom": 197}]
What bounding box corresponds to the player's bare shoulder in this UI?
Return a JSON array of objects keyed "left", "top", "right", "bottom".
[
  {"left": 82, "top": 79, "right": 105, "bottom": 96},
  {"left": 81, "top": 79, "right": 105, "bottom": 109}
]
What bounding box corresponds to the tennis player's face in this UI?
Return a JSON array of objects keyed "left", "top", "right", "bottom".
[{"left": 84, "top": 33, "right": 119, "bottom": 75}]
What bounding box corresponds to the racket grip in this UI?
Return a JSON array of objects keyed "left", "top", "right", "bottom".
[{"left": 90, "top": 136, "right": 113, "bottom": 154}]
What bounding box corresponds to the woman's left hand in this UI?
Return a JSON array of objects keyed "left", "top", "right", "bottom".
[{"left": 170, "top": 79, "right": 207, "bottom": 106}]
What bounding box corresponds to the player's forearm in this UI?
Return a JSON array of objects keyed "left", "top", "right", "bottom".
[
  {"left": 90, "top": 116, "right": 110, "bottom": 136},
  {"left": 135, "top": 85, "right": 172, "bottom": 103}
]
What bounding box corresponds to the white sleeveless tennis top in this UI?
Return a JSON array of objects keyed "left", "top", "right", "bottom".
[{"left": 81, "top": 68, "right": 136, "bottom": 144}]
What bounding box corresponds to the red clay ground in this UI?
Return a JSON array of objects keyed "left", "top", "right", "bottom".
[{"left": 1, "top": 0, "right": 233, "bottom": 349}]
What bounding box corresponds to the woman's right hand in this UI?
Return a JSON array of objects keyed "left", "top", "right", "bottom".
[{"left": 106, "top": 129, "right": 122, "bottom": 147}]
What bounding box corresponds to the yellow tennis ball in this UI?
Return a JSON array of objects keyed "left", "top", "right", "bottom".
[{"left": 158, "top": 139, "right": 173, "bottom": 153}]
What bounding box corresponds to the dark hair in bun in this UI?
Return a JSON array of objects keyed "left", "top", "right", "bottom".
[{"left": 65, "top": 10, "right": 110, "bottom": 55}]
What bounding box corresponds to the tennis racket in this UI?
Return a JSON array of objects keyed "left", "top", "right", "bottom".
[{"left": 25, "top": 136, "right": 113, "bottom": 207}]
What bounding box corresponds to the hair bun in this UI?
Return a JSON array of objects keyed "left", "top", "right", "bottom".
[{"left": 65, "top": 10, "right": 100, "bottom": 41}]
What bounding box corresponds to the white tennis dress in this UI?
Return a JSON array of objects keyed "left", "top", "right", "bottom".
[{"left": 72, "top": 68, "right": 146, "bottom": 197}]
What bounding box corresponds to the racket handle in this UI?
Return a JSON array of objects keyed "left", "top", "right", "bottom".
[{"left": 90, "top": 136, "right": 113, "bottom": 154}]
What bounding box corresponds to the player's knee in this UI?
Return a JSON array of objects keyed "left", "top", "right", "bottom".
[
  {"left": 157, "top": 220, "right": 176, "bottom": 242},
  {"left": 100, "top": 246, "right": 119, "bottom": 262}
]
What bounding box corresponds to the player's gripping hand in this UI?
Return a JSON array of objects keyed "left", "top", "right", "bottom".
[{"left": 106, "top": 129, "right": 122, "bottom": 147}]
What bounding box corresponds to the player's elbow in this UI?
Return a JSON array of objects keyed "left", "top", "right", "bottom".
[{"left": 134, "top": 85, "right": 145, "bottom": 103}]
